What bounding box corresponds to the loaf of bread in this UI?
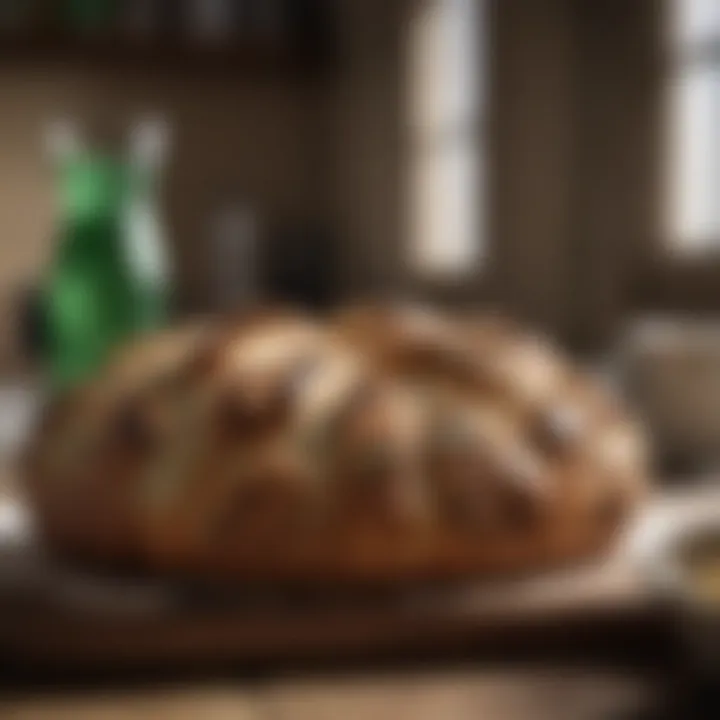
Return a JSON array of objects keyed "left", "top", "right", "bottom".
[{"left": 24, "top": 305, "right": 648, "bottom": 584}]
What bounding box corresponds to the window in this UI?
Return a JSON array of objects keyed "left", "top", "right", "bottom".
[
  {"left": 667, "top": 0, "right": 720, "bottom": 251},
  {"left": 406, "top": 0, "right": 485, "bottom": 278}
]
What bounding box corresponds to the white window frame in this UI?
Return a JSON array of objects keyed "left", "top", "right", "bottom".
[
  {"left": 405, "top": 0, "right": 486, "bottom": 280},
  {"left": 665, "top": 0, "right": 720, "bottom": 254}
]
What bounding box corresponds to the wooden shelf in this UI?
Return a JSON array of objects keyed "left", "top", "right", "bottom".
[{"left": 0, "top": 33, "right": 329, "bottom": 77}]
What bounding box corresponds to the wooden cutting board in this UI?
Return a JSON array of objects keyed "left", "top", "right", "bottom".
[{"left": 0, "top": 485, "right": 715, "bottom": 671}]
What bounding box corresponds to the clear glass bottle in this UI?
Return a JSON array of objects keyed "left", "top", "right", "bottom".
[
  {"left": 210, "top": 193, "right": 258, "bottom": 313},
  {"left": 183, "top": 0, "right": 238, "bottom": 45},
  {"left": 122, "top": 0, "right": 166, "bottom": 42},
  {"left": 122, "top": 117, "right": 173, "bottom": 331}
]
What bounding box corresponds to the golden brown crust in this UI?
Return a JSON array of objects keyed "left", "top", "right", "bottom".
[{"left": 25, "top": 306, "right": 649, "bottom": 584}]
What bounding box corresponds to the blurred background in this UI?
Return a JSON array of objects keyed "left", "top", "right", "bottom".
[
  {"left": 3, "top": 0, "right": 720, "bottom": 472},
  {"left": 1, "top": 1, "right": 720, "bottom": 718}
]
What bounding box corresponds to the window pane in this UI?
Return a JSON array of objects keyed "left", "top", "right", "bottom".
[
  {"left": 668, "top": 66, "right": 720, "bottom": 249},
  {"left": 409, "top": 139, "right": 482, "bottom": 276},
  {"left": 672, "top": 0, "right": 720, "bottom": 48},
  {"left": 408, "top": 0, "right": 481, "bottom": 135},
  {"left": 407, "top": 0, "right": 484, "bottom": 278}
]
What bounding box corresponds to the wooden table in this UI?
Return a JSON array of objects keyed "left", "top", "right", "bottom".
[
  {"left": 0, "top": 669, "right": 660, "bottom": 720},
  {"left": 2, "top": 486, "right": 717, "bottom": 719},
  {"left": 2, "top": 486, "right": 716, "bottom": 672}
]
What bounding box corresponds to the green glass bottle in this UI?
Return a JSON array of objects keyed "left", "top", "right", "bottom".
[{"left": 42, "top": 121, "right": 171, "bottom": 391}]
